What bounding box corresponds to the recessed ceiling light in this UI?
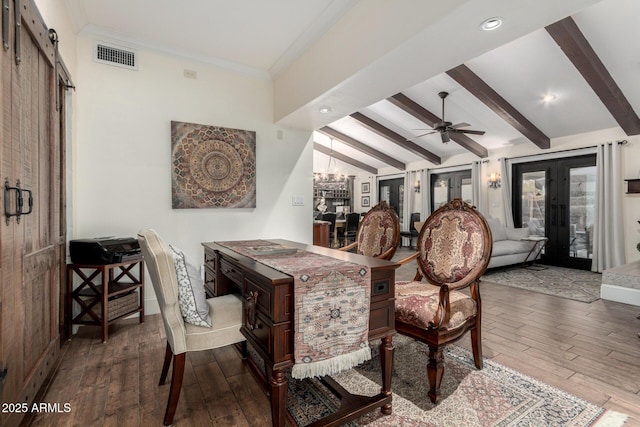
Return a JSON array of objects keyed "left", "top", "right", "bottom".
[
  {"left": 481, "top": 17, "right": 503, "bottom": 31},
  {"left": 542, "top": 93, "right": 556, "bottom": 103},
  {"left": 319, "top": 106, "right": 332, "bottom": 114}
]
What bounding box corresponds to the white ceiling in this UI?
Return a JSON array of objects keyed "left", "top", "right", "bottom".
[{"left": 63, "top": 0, "right": 640, "bottom": 172}]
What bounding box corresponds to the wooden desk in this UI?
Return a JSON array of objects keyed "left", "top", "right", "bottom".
[{"left": 202, "top": 240, "right": 399, "bottom": 427}]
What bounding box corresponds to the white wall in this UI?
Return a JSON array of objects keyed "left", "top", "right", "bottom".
[{"left": 75, "top": 34, "right": 314, "bottom": 313}]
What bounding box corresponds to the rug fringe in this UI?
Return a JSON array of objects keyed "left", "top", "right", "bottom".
[
  {"left": 291, "top": 346, "right": 371, "bottom": 379},
  {"left": 592, "top": 410, "right": 628, "bottom": 427}
]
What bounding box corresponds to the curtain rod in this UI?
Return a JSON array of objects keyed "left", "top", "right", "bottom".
[{"left": 504, "top": 140, "right": 628, "bottom": 162}]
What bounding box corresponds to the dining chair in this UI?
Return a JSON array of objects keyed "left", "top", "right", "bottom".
[
  {"left": 342, "top": 212, "right": 361, "bottom": 246},
  {"left": 339, "top": 200, "right": 400, "bottom": 260},
  {"left": 321, "top": 212, "right": 338, "bottom": 247},
  {"left": 400, "top": 212, "right": 421, "bottom": 249},
  {"left": 393, "top": 199, "right": 492, "bottom": 403},
  {"left": 137, "top": 229, "right": 245, "bottom": 426}
]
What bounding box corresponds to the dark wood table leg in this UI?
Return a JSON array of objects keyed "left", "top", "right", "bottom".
[
  {"left": 270, "top": 368, "right": 287, "bottom": 427},
  {"left": 379, "top": 334, "right": 394, "bottom": 415}
]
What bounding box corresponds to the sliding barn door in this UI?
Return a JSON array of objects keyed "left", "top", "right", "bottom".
[{"left": 0, "top": 1, "right": 67, "bottom": 425}]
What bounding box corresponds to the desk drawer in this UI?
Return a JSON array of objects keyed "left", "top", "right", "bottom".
[
  {"left": 244, "top": 275, "right": 292, "bottom": 324},
  {"left": 219, "top": 259, "right": 243, "bottom": 287},
  {"left": 204, "top": 249, "right": 216, "bottom": 271}
]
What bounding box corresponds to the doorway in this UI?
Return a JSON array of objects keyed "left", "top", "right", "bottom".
[
  {"left": 378, "top": 177, "right": 404, "bottom": 223},
  {"left": 512, "top": 155, "right": 596, "bottom": 270}
]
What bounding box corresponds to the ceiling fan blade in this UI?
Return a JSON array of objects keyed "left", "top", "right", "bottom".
[
  {"left": 406, "top": 131, "right": 436, "bottom": 141},
  {"left": 450, "top": 122, "right": 471, "bottom": 129},
  {"left": 456, "top": 129, "right": 485, "bottom": 135},
  {"left": 441, "top": 131, "right": 450, "bottom": 143}
]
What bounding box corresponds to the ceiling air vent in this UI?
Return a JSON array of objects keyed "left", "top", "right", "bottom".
[{"left": 94, "top": 42, "right": 138, "bottom": 70}]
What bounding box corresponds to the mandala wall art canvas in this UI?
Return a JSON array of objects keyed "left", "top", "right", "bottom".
[{"left": 171, "top": 121, "right": 256, "bottom": 208}]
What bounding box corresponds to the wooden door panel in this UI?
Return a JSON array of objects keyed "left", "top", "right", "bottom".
[{"left": 1, "top": 1, "right": 63, "bottom": 425}]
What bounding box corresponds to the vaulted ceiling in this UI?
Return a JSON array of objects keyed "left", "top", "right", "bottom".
[
  {"left": 314, "top": 0, "right": 640, "bottom": 174},
  {"left": 63, "top": 0, "right": 640, "bottom": 174}
]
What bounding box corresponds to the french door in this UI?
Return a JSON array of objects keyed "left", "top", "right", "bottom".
[
  {"left": 512, "top": 155, "right": 596, "bottom": 270},
  {"left": 378, "top": 177, "right": 404, "bottom": 223},
  {"left": 429, "top": 170, "right": 472, "bottom": 212}
]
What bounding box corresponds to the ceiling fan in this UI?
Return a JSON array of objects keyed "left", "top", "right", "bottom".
[{"left": 409, "top": 91, "right": 485, "bottom": 143}]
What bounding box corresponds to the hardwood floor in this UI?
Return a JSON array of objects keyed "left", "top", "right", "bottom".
[{"left": 30, "top": 253, "right": 640, "bottom": 426}]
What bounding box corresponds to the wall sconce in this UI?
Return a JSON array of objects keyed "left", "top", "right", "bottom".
[
  {"left": 414, "top": 180, "right": 421, "bottom": 193},
  {"left": 488, "top": 172, "right": 501, "bottom": 189}
]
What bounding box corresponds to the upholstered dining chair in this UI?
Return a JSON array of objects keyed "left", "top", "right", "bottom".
[
  {"left": 339, "top": 200, "right": 400, "bottom": 260},
  {"left": 137, "top": 229, "right": 245, "bottom": 426},
  {"left": 393, "top": 199, "right": 492, "bottom": 403}
]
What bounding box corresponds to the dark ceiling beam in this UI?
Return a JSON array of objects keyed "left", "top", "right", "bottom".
[
  {"left": 349, "top": 112, "right": 442, "bottom": 165},
  {"left": 387, "top": 93, "right": 488, "bottom": 158},
  {"left": 318, "top": 126, "right": 406, "bottom": 170},
  {"left": 546, "top": 17, "right": 640, "bottom": 135},
  {"left": 313, "top": 142, "right": 378, "bottom": 175},
  {"left": 446, "top": 64, "right": 551, "bottom": 149}
]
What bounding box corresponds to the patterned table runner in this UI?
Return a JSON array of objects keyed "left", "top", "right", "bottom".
[{"left": 217, "top": 240, "right": 371, "bottom": 379}]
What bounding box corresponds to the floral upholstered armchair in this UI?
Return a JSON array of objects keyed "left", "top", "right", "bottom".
[
  {"left": 394, "top": 198, "right": 493, "bottom": 403},
  {"left": 339, "top": 200, "right": 400, "bottom": 260}
]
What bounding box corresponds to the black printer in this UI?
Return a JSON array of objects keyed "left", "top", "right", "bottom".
[{"left": 69, "top": 237, "right": 141, "bottom": 264}]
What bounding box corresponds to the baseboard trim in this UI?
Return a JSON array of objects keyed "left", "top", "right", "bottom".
[{"left": 600, "top": 284, "right": 640, "bottom": 307}]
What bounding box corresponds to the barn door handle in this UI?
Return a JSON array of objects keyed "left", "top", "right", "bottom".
[
  {"left": 4, "top": 178, "right": 21, "bottom": 224},
  {"left": 2, "top": 0, "right": 9, "bottom": 51},
  {"left": 4, "top": 179, "right": 32, "bottom": 224},
  {"left": 20, "top": 188, "right": 32, "bottom": 215},
  {"left": 13, "top": 0, "right": 19, "bottom": 64},
  {"left": 559, "top": 204, "right": 566, "bottom": 227}
]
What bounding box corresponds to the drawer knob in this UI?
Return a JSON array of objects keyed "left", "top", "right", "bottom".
[{"left": 244, "top": 290, "right": 261, "bottom": 330}]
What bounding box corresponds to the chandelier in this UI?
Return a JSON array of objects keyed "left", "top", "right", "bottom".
[{"left": 314, "top": 138, "right": 346, "bottom": 182}]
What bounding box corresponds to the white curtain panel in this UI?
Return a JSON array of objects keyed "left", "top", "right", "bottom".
[
  {"left": 500, "top": 158, "right": 515, "bottom": 228},
  {"left": 472, "top": 161, "right": 488, "bottom": 215},
  {"left": 402, "top": 170, "right": 415, "bottom": 231},
  {"left": 592, "top": 142, "right": 625, "bottom": 272},
  {"left": 420, "top": 168, "right": 430, "bottom": 217}
]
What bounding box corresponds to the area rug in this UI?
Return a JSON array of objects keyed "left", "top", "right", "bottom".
[
  {"left": 482, "top": 265, "right": 602, "bottom": 303},
  {"left": 287, "top": 335, "right": 627, "bottom": 427}
]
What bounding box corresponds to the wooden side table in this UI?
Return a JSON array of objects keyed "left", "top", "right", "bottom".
[{"left": 67, "top": 258, "right": 144, "bottom": 342}]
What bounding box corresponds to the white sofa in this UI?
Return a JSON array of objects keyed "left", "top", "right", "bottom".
[{"left": 486, "top": 218, "right": 539, "bottom": 269}]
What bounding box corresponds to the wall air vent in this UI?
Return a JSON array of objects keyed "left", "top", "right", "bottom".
[{"left": 94, "top": 42, "right": 138, "bottom": 70}]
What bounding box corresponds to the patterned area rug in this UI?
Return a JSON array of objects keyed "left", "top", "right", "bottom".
[
  {"left": 287, "top": 335, "right": 627, "bottom": 427},
  {"left": 482, "top": 265, "right": 602, "bottom": 303}
]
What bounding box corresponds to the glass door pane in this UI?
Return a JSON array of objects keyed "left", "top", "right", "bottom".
[
  {"left": 461, "top": 177, "right": 473, "bottom": 205},
  {"left": 521, "top": 171, "right": 546, "bottom": 237},
  {"left": 433, "top": 178, "right": 449, "bottom": 209},
  {"left": 569, "top": 166, "right": 596, "bottom": 260}
]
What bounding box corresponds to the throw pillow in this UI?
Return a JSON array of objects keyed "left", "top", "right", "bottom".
[
  {"left": 487, "top": 217, "right": 507, "bottom": 242},
  {"left": 506, "top": 227, "right": 530, "bottom": 240},
  {"left": 168, "top": 245, "right": 211, "bottom": 327}
]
